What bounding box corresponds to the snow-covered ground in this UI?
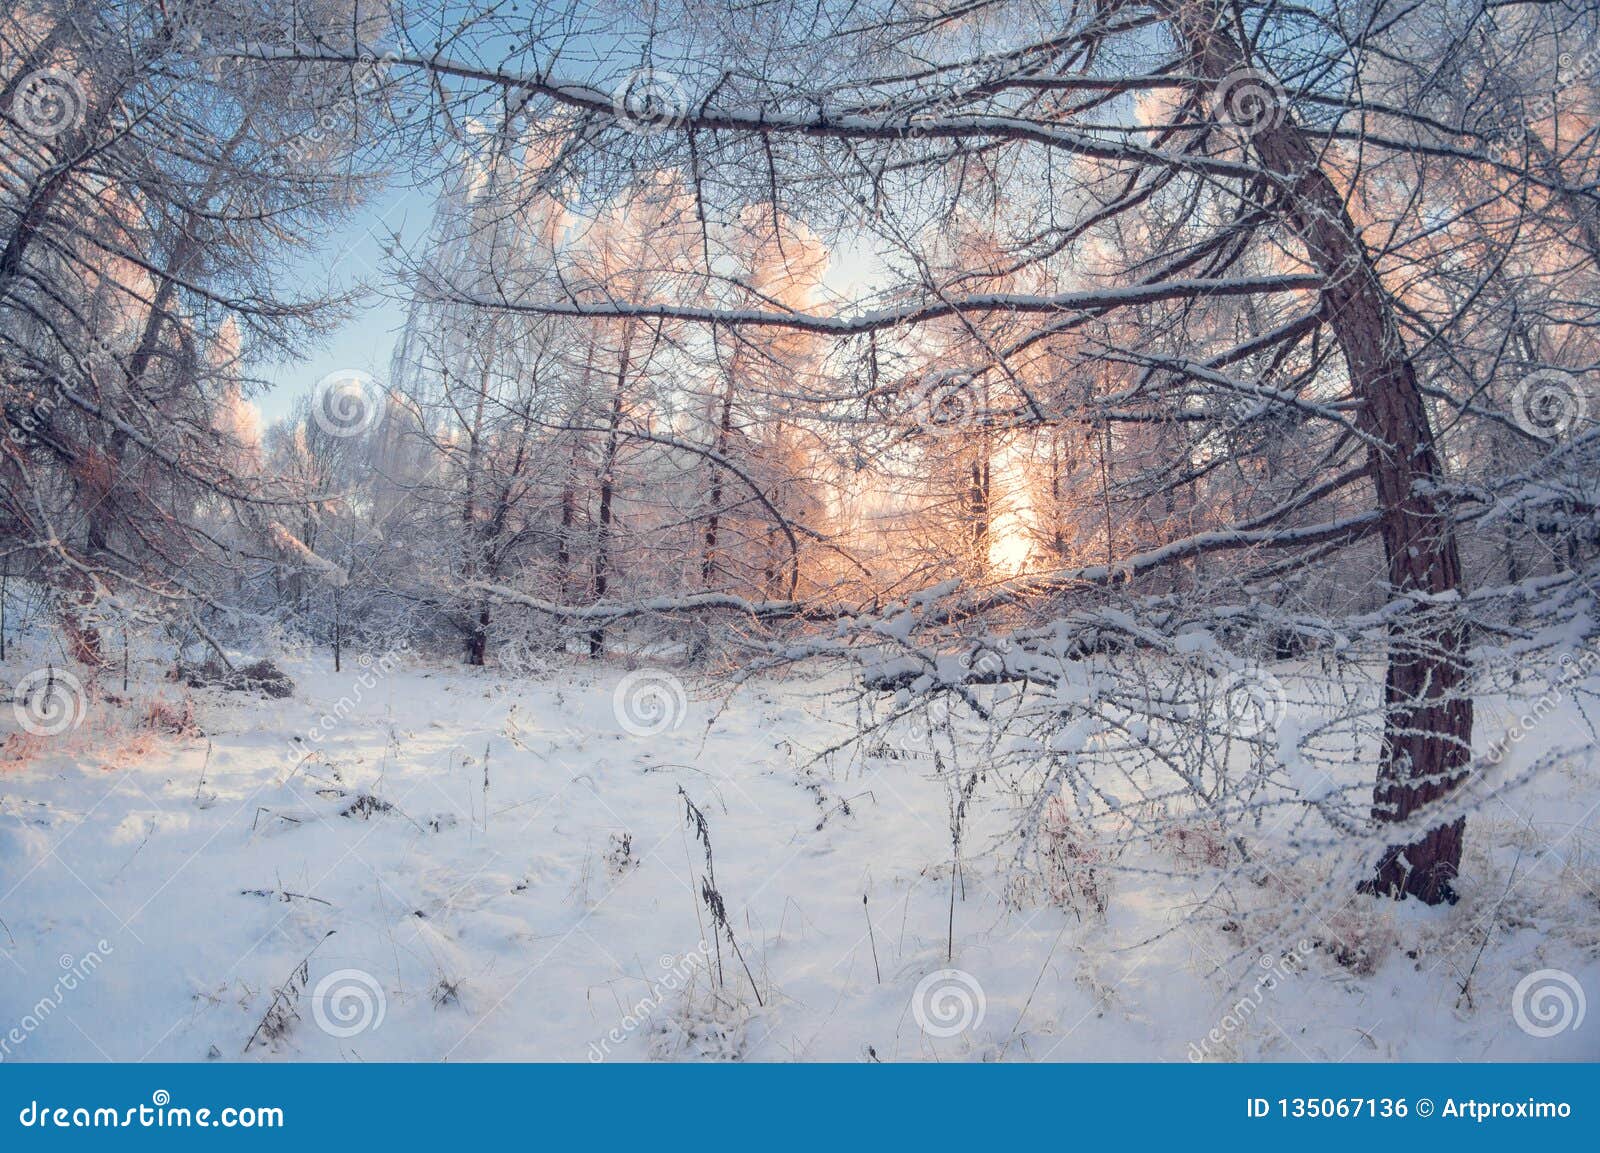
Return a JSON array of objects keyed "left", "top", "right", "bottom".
[{"left": 1, "top": 649, "right": 1596, "bottom": 1062}]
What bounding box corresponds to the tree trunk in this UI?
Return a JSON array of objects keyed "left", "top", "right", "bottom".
[
  {"left": 0, "top": 25, "right": 130, "bottom": 304},
  {"left": 557, "top": 469, "right": 576, "bottom": 602},
  {"left": 590, "top": 353, "right": 630, "bottom": 658},
  {"left": 60, "top": 591, "right": 103, "bottom": 667},
  {"left": 465, "top": 608, "right": 489, "bottom": 666},
  {"left": 469, "top": 487, "right": 513, "bottom": 667},
  {"left": 590, "top": 462, "right": 615, "bottom": 659},
  {"left": 557, "top": 355, "right": 596, "bottom": 608},
  {"left": 702, "top": 366, "right": 738, "bottom": 586},
  {"left": 1169, "top": 3, "right": 1473, "bottom": 903},
  {"left": 968, "top": 454, "right": 990, "bottom": 563}
]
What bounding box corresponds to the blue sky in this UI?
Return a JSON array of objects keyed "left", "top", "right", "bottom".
[
  {"left": 254, "top": 185, "right": 434, "bottom": 424},
  {"left": 249, "top": 6, "right": 646, "bottom": 426}
]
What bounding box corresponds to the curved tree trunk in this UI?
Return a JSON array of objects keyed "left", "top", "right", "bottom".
[{"left": 1169, "top": 2, "right": 1473, "bottom": 903}]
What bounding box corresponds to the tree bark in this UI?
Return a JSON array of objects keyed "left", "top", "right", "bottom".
[
  {"left": 968, "top": 454, "right": 990, "bottom": 563},
  {"left": 590, "top": 349, "right": 631, "bottom": 658},
  {"left": 1169, "top": 2, "right": 1473, "bottom": 903},
  {"left": 702, "top": 364, "right": 738, "bottom": 587}
]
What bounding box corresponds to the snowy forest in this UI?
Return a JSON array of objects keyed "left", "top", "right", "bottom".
[{"left": 1, "top": 0, "right": 1598, "bottom": 1062}]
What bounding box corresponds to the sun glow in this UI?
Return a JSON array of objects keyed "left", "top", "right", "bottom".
[
  {"left": 988, "top": 514, "right": 1034, "bottom": 575},
  {"left": 986, "top": 448, "right": 1041, "bottom": 576}
]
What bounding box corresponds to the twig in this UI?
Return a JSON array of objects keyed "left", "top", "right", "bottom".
[
  {"left": 244, "top": 931, "right": 334, "bottom": 1053},
  {"left": 864, "top": 892, "right": 881, "bottom": 984},
  {"left": 193, "top": 739, "right": 212, "bottom": 803},
  {"left": 1455, "top": 848, "right": 1523, "bottom": 1010}
]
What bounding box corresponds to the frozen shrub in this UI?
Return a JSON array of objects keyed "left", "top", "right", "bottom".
[
  {"left": 1164, "top": 822, "right": 1233, "bottom": 871},
  {"left": 1035, "top": 794, "right": 1111, "bottom": 918},
  {"left": 141, "top": 697, "right": 199, "bottom": 735},
  {"left": 1315, "top": 907, "right": 1395, "bottom": 978},
  {"left": 177, "top": 658, "right": 294, "bottom": 699}
]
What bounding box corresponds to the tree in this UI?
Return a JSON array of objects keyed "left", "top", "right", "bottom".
[
  {"left": 180, "top": 1, "right": 1600, "bottom": 907},
  {"left": 1, "top": 0, "right": 389, "bottom": 664}
]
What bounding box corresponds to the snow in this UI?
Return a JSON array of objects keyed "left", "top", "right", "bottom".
[
  {"left": 1, "top": 654, "right": 1597, "bottom": 1062},
  {"left": 1277, "top": 713, "right": 1337, "bottom": 803}
]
